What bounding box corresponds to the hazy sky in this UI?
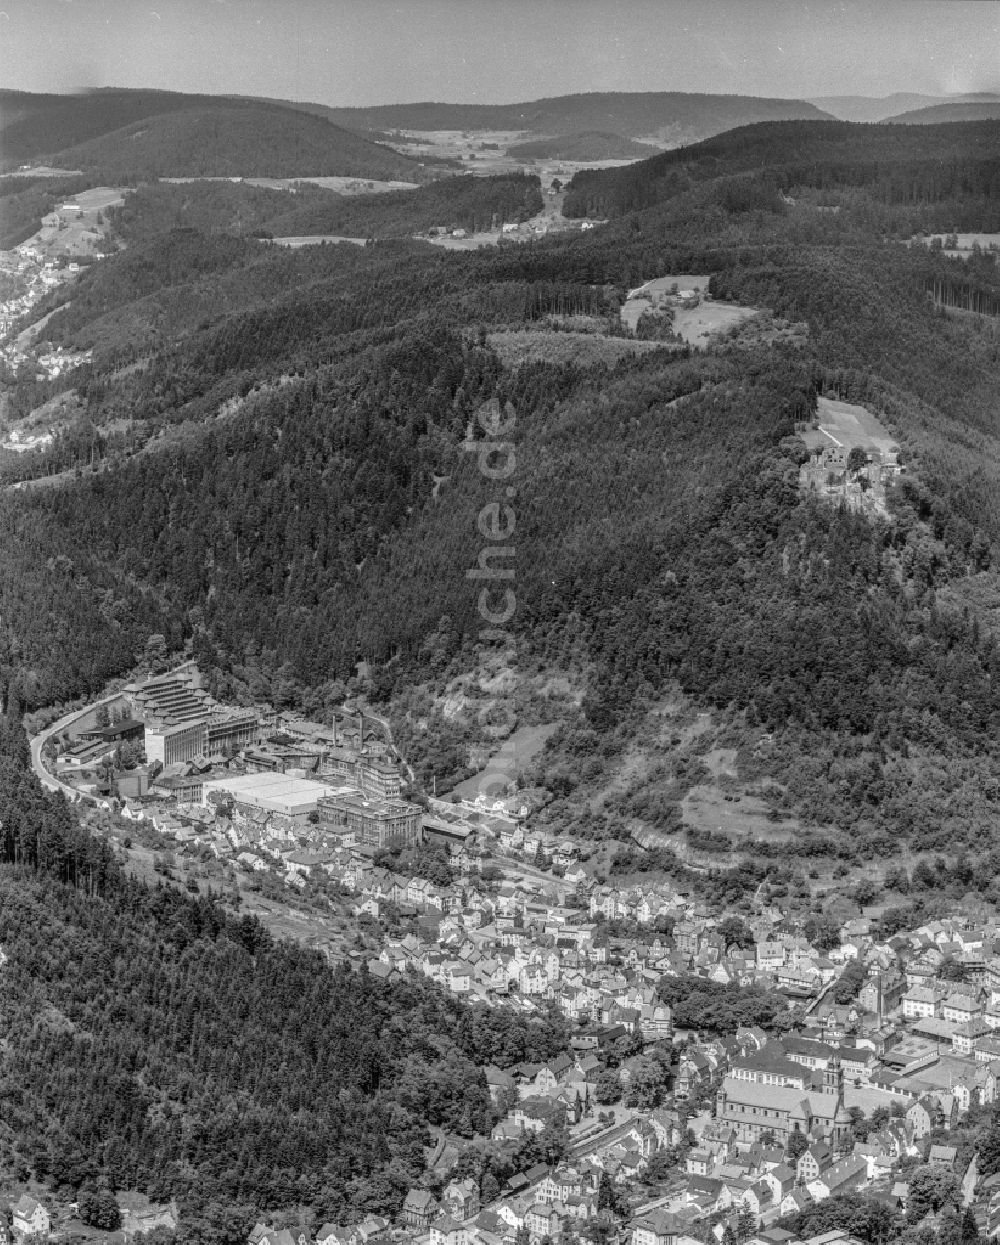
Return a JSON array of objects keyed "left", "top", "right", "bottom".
[{"left": 1, "top": 0, "right": 998, "bottom": 105}]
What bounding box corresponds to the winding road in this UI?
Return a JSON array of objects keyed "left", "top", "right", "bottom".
[{"left": 29, "top": 691, "right": 128, "bottom": 801}]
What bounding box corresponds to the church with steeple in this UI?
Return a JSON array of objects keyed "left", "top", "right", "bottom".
[{"left": 715, "top": 1038, "right": 854, "bottom": 1148}]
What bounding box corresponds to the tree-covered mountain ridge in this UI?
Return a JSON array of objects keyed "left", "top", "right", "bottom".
[
  {"left": 4, "top": 122, "right": 1000, "bottom": 868},
  {"left": 0, "top": 88, "right": 430, "bottom": 180},
  {"left": 561, "top": 118, "right": 1000, "bottom": 219}
]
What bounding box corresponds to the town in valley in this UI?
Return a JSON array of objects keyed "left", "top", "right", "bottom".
[{"left": 15, "top": 661, "right": 1000, "bottom": 1245}]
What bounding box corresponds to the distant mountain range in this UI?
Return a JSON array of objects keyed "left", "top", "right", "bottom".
[
  {"left": 315, "top": 91, "right": 832, "bottom": 146},
  {"left": 4, "top": 86, "right": 996, "bottom": 186},
  {"left": 810, "top": 91, "right": 1000, "bottom": 122},
  {"left": 883, "top": 100, "right": 1000, "bottom": 125},
  {"left": 0, "top": 89, "right": 428, "bottom": 180}
]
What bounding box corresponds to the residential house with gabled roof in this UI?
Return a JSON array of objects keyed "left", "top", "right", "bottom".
[
  {"left": 759, "top": 1163, "right": 796, "bottom": 1204},
  {"left": 649, "top": 1106, "right": 683, "bottom": 1149},
  {"left": 902, "top": 986, "right": 941, "bottom": 1019},
  {"left": 907, "top": 1095, "right": 945, "bottom": 1139},
  {"left": 797, "top": 1141, "right": 832, "bottom": 1183},
  {"left": 12, "top": 1196, "right": 49, "bottom": 1240},
  {"left": 976, "top": 1037, "right": 1000, "bottom": 1065},
  {"left": 526, "top": 1203, "right": 564, "bottom": 1242},
  {"left": 443, "top": 1178, "right": 480, "bottom": 1222},
  {"left": 445, "top": 961, "right": 472, "bottom": 994},
  {"left": 429, "top": 1215, "right": 468, "bottom": 1245},
  {"left": 257, "top": 1230, "right": 310, "bottom": 1245},
  {"left": 513, "top": 1098, "right": 557, "bottom": 1134},
  {"left": 943, "top": 994, "right": 983, "bottom": 1025},
  {"left": 687, "top": 1149, "right": 713, "bottom": 1176},
  {"left": 778, "top": 1189, "right": 811, "bottom": 1217},
  {"left": 484, "top": 1065, "right": 516, "bottom": 1103},
  {"left": 756, "top": 941, "right": 786, "bottom": 971},
  {"left": 402, "top": 1189, "right": 438, "bottom": 1229},
  {"left": 954, "top": 1017, "right": 993, "bottom": 1056},
  {"left": 676, "top": 1049, "right": 711, "bottom": 1100},
  {"left": 632, "top": 1210, "right": 687, "bottom": 1245},
  {"left": 807, "top": 1153, "right": 868, "bottom": 1201},
  {"left": 535, "top": 1056, "right": 572, "bottom": 1091}
]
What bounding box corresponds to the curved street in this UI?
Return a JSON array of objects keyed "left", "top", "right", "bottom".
[{"left": 29, "top": 692, "right": 124, "bottom": 802}]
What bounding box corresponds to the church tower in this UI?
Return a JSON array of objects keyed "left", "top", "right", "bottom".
[{"left": 822, "top": 1053, "right": 844, "bottom": 1098}]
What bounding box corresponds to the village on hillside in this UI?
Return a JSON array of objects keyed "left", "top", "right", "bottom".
[{"left": 17, "top": 665, "right": 1000, "bottom": 1245}]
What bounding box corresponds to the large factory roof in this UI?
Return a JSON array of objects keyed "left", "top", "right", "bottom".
[{"left": 202, "top": 772, "right": 333, "bottom": 816}]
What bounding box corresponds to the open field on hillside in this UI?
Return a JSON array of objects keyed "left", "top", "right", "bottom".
[
  {"left": 271, "top": 234, "right": 367, "bottom": 248},
  {"left": 799, "top": 396, "right": 899, "bottom": 457},
  {"left": 681, "top": 783, "right": 800, "bottom": 843},
  {"left": 3, "top": 166, "right": 82, "bottom": 178},
  {"left": 160, "top": 174, "right": 418, "bottom": 193},
  {"left": 620, "top": 275, "right": 757, "bottom": 343},
  {"left": 382, "top": 130, "right": 528, "bottom": 171},
  {"left": 672, "top": 301, "right": 757, "bottom": 345},
  {"left": 423, "top": 230, "right": 507, "bottom": 250},
  {"left": 18, "top": 184, "right": 124, "bottom": 258},
  {"left": 376, "top": 129, "right": 645, "bottom": 180},
  {"left": 446, "top": 722, "right": 560, "bottom": 800}
]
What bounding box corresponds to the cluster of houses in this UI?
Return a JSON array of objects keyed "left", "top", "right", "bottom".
[
  {"left": 236, "top": 901, "right": 1000, "bottom": 1245},
  {"left": 0, "top": 251, "right": 80, "bottom": 376},
  {"left": 27, "top": 686, "right": 1000, "bottom": 1245}
]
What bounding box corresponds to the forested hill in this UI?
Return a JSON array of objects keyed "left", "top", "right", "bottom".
[
  {"left": 562, "top": 119, "right": 1000, "bottom": 218},
  {"left": 39, "top": 104, "right": 426, "bottom": 181},
  {"left": 0, "top": 88, "right": 240, "bottom": 167},
  {"left": 4, "top": 124, "right": 1000, "bottom": 867},
  {"left": 810, "top": 91, "right": 1000, "bottom": 123},
  {"left": 0, "top": 710, "right": 569, "bottom": 1236},
  {"left": 319, "top": 91, "right": 831, "bottom": 143},
  {"left": 884, "top": 101, "right": 1000, "bottom": 125}
]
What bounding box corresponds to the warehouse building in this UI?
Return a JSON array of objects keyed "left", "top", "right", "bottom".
[{"left": 201, "top": 772, "right": 334, "bottom": 822}]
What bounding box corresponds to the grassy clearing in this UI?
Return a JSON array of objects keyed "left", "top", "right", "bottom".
[
  {"left": 22, "top": 185, "right": 125, "bottom": 259},
  {"left": 800, "top": 395, "right": 900, "bottom": 458},
  {"left": 681, "top": 783, "right": 799, "bottom": 844},
  {"left": 447, "top": 722, "right": 560, "bottom": 799},
  {"left": 671, "top": 300, "right": 757, "bottom": 346}
]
